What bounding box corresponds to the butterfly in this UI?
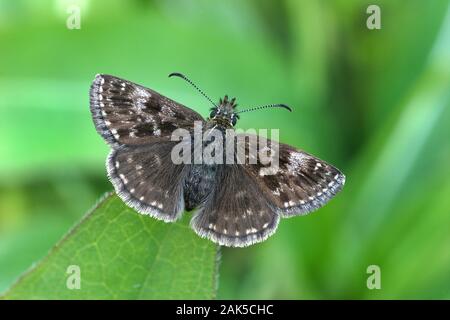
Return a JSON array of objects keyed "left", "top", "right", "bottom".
[{"left": 89, "top": 73, "right": 345, "bottom": 247}]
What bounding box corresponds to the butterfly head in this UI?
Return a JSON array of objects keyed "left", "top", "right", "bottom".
[{"left": 209, "top": 95, "right": 240, "bottom": 127}]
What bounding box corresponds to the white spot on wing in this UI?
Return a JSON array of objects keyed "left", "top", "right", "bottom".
[
  {"left": 135, "top": 87, "right": 151, "bottom": 98},
  {"left": 119, "top": 174, "right": 128, "bottom": 184},
  {"left": 111, "top": 129, "right": 120, "bottom": 139},
  {"left": 286, "top": 152, "right": 306, "bottom": 172},
  {"left": 161, "top": 105, "right": 175, "bottom": 117},
  {"left": 259, "top": 166, "right": 278, "bottom": 176}
]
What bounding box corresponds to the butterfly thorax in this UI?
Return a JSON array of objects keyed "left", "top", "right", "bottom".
[{"left": 208, "top": 117, "right": 233, "bottom": 130}]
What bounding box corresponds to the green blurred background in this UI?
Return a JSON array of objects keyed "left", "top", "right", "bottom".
[{"left": 1, "top": 0, "right": 449, "bottom": 299}]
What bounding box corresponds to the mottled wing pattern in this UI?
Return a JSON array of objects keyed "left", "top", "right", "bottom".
[
  {"left": 191, "top": 165, "right": 279, "bottom": 247},
  {"left": 90, "top": 74, "right": 204, "bottom": 147},
  {"left": 107, "top": 141, "right": 190, "bottom": 222},
  {"left": 239, "top": 135, "right": 345, "bottom": 217}
]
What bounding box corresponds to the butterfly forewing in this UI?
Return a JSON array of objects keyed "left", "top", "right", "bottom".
[
  {"left": 238, "top": 134, "right": 345, "bottom": 217},
  {"left": 90, "top": 74, "right": 204, "bottom": 147}
]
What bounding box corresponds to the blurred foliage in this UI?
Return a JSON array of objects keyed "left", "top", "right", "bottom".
[{"left": 0, "top": 0, "right": 449, "bottom": 299}]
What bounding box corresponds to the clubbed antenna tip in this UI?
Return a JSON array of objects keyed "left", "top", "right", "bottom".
[{"left": 236, "top": 103, "right": 292, "bottom": 114}]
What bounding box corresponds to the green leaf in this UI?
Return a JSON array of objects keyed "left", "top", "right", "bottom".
[{"left": 1, "top": 193, "right": 220, "bottom": 299}]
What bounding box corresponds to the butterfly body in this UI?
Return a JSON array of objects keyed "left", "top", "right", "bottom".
[
  {"left": 90, "top": 74, "right": 345, "bottom": 247},
  {"left": 184, "top": 97, "right": 238, "bottom": 211}
]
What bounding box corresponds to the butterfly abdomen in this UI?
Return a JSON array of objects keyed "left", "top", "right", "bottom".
[{"left": 184, "top": 165, "right": 217, "bottom": 211}]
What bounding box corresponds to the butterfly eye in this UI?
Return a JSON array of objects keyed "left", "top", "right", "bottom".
[
  {"left": 209, "top": 110, "right": 216, "bottom": 118},
  {"left": 231, "top": 115, "right": 237, "bottom": 126}
]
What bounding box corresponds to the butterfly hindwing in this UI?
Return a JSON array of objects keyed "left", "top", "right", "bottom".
[
  {"left": 107, "top": 141, "right": 190, "bottom": 222},
  {"left": 190, "top": 164, "right": 280, "bottom": 247},
  {"left": 90, "top": 74, "right": 204, "bottom": 147}
]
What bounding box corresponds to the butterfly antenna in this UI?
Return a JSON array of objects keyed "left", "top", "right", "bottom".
[
  {"left": 236, "top": 103, "right": 292, "bottom": 114},
  {"left": 169, "top": 72, "right": 217, "bottom": 108}
]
